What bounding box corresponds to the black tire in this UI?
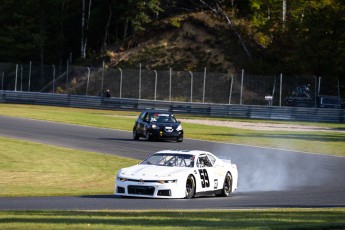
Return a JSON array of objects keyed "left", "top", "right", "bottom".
[
  {"left": 185, "top": 175, "right": 195, "bottom": 199},
  {"left": 145, "top": 131, "right": 152, "bottom": 141},
  {"left": 133, "top": 130, "right": 139, "bottom": 140},
  {"left": 220, "top": 172, "right": 232, "bottom": 197},
  {"left": 176, "top": 137, "right": 183, "bottom": 142}
]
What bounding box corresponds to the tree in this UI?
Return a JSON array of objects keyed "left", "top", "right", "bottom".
[
  {"left": 198, "top": 0, "right": 252, "bottom": 58},
  {"left": 81, "top": 0, "right": 92, "bottom": 59}
]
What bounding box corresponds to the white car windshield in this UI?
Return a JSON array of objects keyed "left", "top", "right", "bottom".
[{"left": 141, "top": 153, "right": 194, "bottom": 167}]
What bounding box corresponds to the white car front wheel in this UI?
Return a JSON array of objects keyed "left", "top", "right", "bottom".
[{"left": 185, "top": 175, "right": 195, "bottom": 199}]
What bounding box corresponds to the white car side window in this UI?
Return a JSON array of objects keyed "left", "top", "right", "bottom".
[
  {"left": 197, "top": 155, "right": 212, "bottom": 168},
  {"left": 207, "top": 154, "right": 216, "bottom": 165}
]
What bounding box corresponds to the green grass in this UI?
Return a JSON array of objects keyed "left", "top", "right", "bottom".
[
  {"left": 0, "top": 104, "right": 344, "bottom": 228},
  {"left": 0, "top": 209, "right": 344, "bottom": 229},
  {"left": 0, "top": 136, "right": 139, "bottom": 197},
  {"left": 1, "top": 104, "right": 345, "bottom": 156}
]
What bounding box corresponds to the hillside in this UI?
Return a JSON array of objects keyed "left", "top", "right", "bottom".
[{"left": 105, "top": 12, "right": 255, "bottom": 74}]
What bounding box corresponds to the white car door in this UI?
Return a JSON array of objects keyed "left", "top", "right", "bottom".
[{"left": 195, "top": 154, "right": 216, "bottom": 193}]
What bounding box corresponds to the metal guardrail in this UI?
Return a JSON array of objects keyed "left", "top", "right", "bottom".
[{"left": 0, "top": 90, "right": 344, "bottom": 123}]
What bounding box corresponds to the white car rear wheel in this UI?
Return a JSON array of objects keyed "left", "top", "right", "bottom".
[{"left": 221, "top": 172, "right": 232, "bottom": 197}]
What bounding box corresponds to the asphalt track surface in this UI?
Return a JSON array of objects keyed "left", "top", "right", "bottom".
[{"left": 1, "top": 116, "right": 345, "bottom": 210}]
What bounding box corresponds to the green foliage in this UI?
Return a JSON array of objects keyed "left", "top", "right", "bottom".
[
  {"left": 246, "top": 0, "right": 345, "bottom": 79},
  {"left": 169, "top": 17, "right": 182, "bottom": 28},
  {"left": 0, "top": 0, "right": 344, "bottom": 87}
]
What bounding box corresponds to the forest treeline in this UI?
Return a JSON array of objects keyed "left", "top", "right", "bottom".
[{"left": 0, "top": 0, "right": 344, "bottom": 81}]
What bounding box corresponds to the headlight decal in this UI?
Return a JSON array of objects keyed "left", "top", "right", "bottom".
[{"left": 158, "top": 179, "right": 177, "bottom": 184}]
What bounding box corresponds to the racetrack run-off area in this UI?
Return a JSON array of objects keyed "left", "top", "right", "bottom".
[{"left": 0, "top": 116, "right": 345, "bottom": 210}]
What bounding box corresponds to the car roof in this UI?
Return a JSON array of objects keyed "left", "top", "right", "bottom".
[
  {"left": 142, "top": 110, "right": 173, "bottom": 114},
  {"left": 155, "top": 150, "right": 213, "bottom": 156}
]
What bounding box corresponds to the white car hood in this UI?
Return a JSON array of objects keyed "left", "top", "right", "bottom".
[{"left": 118, "top": 164, "right": 189, "bottom": 179}]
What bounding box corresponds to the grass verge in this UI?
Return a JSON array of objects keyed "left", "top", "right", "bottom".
[
  {"left": 0, "top": 104, "right": 345, "bottom": 156},
  {"left": 0, "top": 136, "right": 139, "bottom": 197},
  {"left": 0, "top": 104, "right": 344, "bottom": 228},
  {"left": 0, "top": 209, "right": 344, "bottom": 229}
]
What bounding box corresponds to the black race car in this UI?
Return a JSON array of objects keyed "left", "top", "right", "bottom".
[{"left": 133, "top": 110, "right": 183, "bottom": 142}]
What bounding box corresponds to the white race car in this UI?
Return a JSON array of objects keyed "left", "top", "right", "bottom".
[{"left": 115, "top": 150, "right": 238, "bottom": 198}]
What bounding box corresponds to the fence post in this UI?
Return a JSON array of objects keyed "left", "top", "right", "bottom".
[
  {"left": 189, "top": 71, "right": 193, "bottom": 103},
  {"left": 15, "top": 64, "right": 18, "bottom": 91},
  {"left": 28, "top": 61, "right": 31, "bottom": 92},
  {"left": 20, "top": 65, "right": 23, "bottom": 91},
  {"left": 270, "top": 76, "right": 276, "bottom": 106},
  {"left": 119, "top": 68, "right": 122, "bottom": 98},
  {"left": 240, "top": 69, "right": 244, "bottom": 105},
  {"left": 139, "top": 63, "right": 142, "bottom": 99},
  {"left": 52, "top": 65, "right": 55, "bottom": 94},
  {"left": 337, "top": 78, "right": 341, "bottom": 108},
  {"left": 154, "top": 70, "right": 157, "bottom": 100},
  {"left": 86, "top": 67, "right": 90, "bottom": 96},
  {"left": 229, "top": 75, "right": 233, "bottom": 104},
  {"left": 314, "top": 76, "right": 317, "bottom": 108},
  {"left": 279, "top": 73, "right": 282, "bottom": 107},
  {"left": 1, "top": 72, "right": 4, "bottom": 90},
  {"left": 203, "top": 67, "right": 206, "bottom": 103},
  {"left": 66, "top": 60, "right": 69, "bottom": 93},
  {"left": 169, "top": 68, "right": 172, "bottom": 101},
  {"left": 101, "top": 61, "right": 105, "bottom": 94}
]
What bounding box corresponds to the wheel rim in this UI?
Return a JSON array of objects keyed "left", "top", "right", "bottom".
[
  {"left": 186, "top": 177, "right": 194, "bottom": 195},
  {"left": 224, "top": 175, "right": 231, "bottom": 193}
]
